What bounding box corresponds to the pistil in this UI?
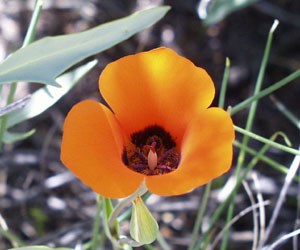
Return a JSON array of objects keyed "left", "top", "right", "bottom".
[
  {"left": 147, "top": 142, "right": 157, "bottom": 170},
  {"left": 122, "top": 125, "right": 180, "bottom": 176}
]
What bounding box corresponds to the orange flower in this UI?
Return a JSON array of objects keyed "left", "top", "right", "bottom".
[{"left": 61, "top": 48, "right": 234, "bottom": 198}]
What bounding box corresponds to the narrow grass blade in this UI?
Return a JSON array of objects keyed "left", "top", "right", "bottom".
[
  {"left": 270, "top": 95, "right": 300, "bottom": 130},
  {"left": 229, "top": 69, "right": 300, "bottom": 116},
  {"left": 218, "top": 57, "right": 230, "bottom": 108},
  {"left": 197, "top": 132, "right": 292, "bottom": 250},
  {"left": 22, "top": 0, "right": 43, "bottom": 47},
  {"left": 233, "top": 141, "right": 299, "bottom": 182},
  {"left": 222, "top": 21, "right": 279, "bottom": 250},
  {"left": 234, "top": 125, "right": 300, "bottom": 156}
]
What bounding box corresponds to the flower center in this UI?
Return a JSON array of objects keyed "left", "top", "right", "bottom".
[{"left": 122, "top": 125, "right": 180, "bottom": 176}]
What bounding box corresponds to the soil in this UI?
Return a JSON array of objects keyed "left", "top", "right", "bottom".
[{"left": 0, "top": 0, "right": 300, "bottom": 249}]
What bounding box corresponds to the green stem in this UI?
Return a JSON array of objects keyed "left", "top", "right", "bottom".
[
  {"left": 104, "top": 182, "right": 147, "bottom": 249},
  {"left": 108, "top": 183, "right": 148, "bottom": 231},
  {"left": 189, "top": 182, "right": 212, "bottom": 250},
  {"left": 0, "top": 0, "right": 42, "bottom": 149},
  {"left": 0, "top": 83, "right": 17, "bottom": 148},
  {"left": 118, "top": 192, "right": 152, "bottom": 223},
  {"left": 156, "top": 232, "right": 171, "bottom": 250},
  {"left": 22, "top": 0, "right": 43, "bottom": 47}
]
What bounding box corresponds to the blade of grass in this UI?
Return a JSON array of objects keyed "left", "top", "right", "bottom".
[
  {"left": 233, "top": 140, "right": 299, "bottom": 182},
  {"left": 218, "top": 57, "right": 231, "bottom": 108},
  {"left": 270, "top": 95, "right": 300, "bottom": 130},
  {"left": 234, "top": 125, "right": 300, "bottom": 156},
  {"left": 0, "top": 212, "right": 24, "bottom": 247},
  {"left": 229, "top": 68, "right": 300, "bottom": 116},
  {"left": 188, "top": 182, "right": 212, "bottom": 250},
  {"left": 221, "top": 20, "right": 279, "bottom": 250},
  {"left": 156, "top": 232, "right": 171, "bottom": 250},
  {"left": 196, "top": 132, "right": 287, "bottom": 250},
  {"left": 189, "top": 56, "right": 231, "bottom": 250},
  {"left": 22, "top": 0, "right": 43, "bottom": 46}
]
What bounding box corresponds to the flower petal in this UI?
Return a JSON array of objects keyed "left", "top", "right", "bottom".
[
  {"left": 61, "top": 100, "right": 144, "bottom": 198},
  {"left": 146, "top": 108, "right": 234, "bottom": 196},
  {"left": 99, "top": 47, "right": 215, "bottom": 143}
]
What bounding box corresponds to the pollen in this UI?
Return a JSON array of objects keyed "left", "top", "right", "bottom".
[{"left": 122, "top": 125, "right": 180, "bottom": 176}]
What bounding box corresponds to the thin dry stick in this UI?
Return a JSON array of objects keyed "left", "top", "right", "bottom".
[
  {"left": 0, "top": 95, "right": 31, "bottom": 117},
  {"left": 0, "top": 213, "right": 8, "bottom": 231},
  {"left": 293, "top": 165, "right": 300, "bottom": 250},
  {"left": 252, "top": 173, "right": 266, "bottom": 249},
  {"left": 259, "top": 146, "right": 300, "bottom": 249},
  {"left": 262, "top": 228, "right": 300, "bottom": 250},
  {"left": 208, "top": 200, "right": 270, "bottom": 250},
  {"left": 243, "top": 180, "right": 259, "bottom": 250}
]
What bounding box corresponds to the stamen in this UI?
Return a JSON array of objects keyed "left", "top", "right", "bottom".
[
  {"left": 123, "top": 125, "right": 180, "bottom": 176},
  {"left": 147, "top": 142, "right": 157, "bottom": 170}
]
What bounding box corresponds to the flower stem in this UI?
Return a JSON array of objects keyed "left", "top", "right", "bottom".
[{"left": 108, "top": 182, "right": 148, "bottom": 231}]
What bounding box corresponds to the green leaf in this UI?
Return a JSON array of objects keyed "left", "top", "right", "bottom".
[
  {"left": 130, "top": 196, "right": 158, "bottom": 244},
  {"left": 3, "top": 129, "right": 36, "bottom": 144},
  {"left": 200, "top": 0, "right": 257, "bottom": 26},
  {"left": 8, "top": 247, "right": 72, "bottom": 250},
  {"left": 0, "top": 6, "right": 170, "bottom": 86},
  {"left": 6, "top": 59, "right": 97, "bottom": 129}
]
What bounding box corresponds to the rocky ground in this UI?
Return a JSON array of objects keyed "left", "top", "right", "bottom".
[{"left": 0, "top": 0, "right": 300, "bottom": 249}]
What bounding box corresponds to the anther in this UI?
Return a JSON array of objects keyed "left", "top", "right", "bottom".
[{"left": 147, "top": 142, "right": 157, "bottom": 170}]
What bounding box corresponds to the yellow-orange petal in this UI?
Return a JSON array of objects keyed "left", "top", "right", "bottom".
[
  {"left": 61, "top": 100, "right": 144, "bottom": 198},
  {"left": 146, "top": 108, "right": 234, "bottom": 196},
  {"left": 99, "top": 47, "right": 215, "bottom": 143}
]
